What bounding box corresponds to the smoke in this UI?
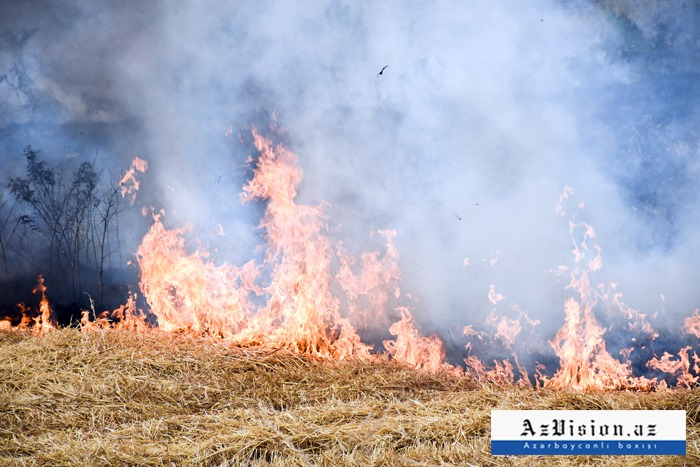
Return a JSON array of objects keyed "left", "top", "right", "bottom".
[{"left": 1, "top": 1, "right": 699, "bottom": 341}]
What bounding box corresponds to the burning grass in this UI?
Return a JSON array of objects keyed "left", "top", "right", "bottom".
[{"left": 1, "top": 328, "right": 698, "bottom": 466}]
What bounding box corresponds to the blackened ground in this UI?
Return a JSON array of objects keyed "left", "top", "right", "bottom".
[{"left": 0, "top": 270, "right": 145, "bottom": 328}]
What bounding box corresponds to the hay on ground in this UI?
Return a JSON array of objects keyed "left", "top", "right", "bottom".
[{"left": 0, "top": 328, "right": 697, "bottom": 466}]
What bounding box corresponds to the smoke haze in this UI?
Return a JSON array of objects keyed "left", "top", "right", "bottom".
[{"left": 1, "top": 1, "right": 699, "bottom": 340}]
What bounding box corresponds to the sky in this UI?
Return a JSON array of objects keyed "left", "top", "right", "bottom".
[{"left": 1, "top": 0, "right": 700, "bottom": 344}]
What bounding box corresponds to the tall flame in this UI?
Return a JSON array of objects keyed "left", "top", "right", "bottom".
[
  {"left": 32, "top": 275, "right": 54, "bottom": 336},
  {"left": 544, "top": 219, "right": 641, "bottom": 390},
  {"left": 132, "top": 127, "right": 443, "bottom": 368},
  {"left": 237, "top": 128, "right": 371, "bottom": 357}
]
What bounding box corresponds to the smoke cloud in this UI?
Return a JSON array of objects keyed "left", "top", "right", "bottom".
[{"left": 1, "top": 1, "right": 699, "bottom": 345}]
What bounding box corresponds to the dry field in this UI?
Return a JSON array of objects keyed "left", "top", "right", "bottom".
[{"left": 0, "top": 328, "right": 698, "bottom": 466}]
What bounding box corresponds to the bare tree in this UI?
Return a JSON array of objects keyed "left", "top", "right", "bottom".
[
  {"left": 93, "top": 181, "right": 124, "bottom": 308},
  {"left": 9, "top": 146, "right": 64, "bottom": 275},
  {"left": 0, "top": 190, "right": 19, "bottom": 302},
  {"left": 9, "top": 146, "right": 112, "bottom": 304}
]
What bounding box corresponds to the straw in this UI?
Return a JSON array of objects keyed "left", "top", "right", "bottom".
[{"left": 1, "top": 328, "right": 696, "bottom": 466}]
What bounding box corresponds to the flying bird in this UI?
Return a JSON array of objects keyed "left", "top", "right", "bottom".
[
  {"left": 454, "top": 214, "right": 462, "bottom": 221},
  {"left": 377, "top": 65, "right": 389, "bottom": 77}
]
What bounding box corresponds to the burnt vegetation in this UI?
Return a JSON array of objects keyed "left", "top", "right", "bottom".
[{"left": 1, "top": 146, "right": 136, "bottom": 325}]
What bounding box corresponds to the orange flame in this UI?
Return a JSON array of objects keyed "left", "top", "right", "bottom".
[
  {"left": 31, "top": 275, "right": 54, "bottom": 335},
  {"left": 544, "top": 220, "right": 639, "bottom": 390},
  {"left": 335, "top": 229, "right": 400, "bottom": 328},
  {"left": 647, "top": 346, "right": 699, "bottom": 389},
  {"left": 236, "top": 128, "right": 370, "bottom": 357},
  {"left": 493, "top": 310, "right": 539, "bottom": 349},
  {"left": 80, "top": 293, "right": 150, "bottom": 332},
  {"left": 684, "top": 309, "right": 700, "bottom": 339},
  {"left": 383, "top": 307, "right": 448, "bottom": 371},
  {"left": 137, "top": 213, "right": 256, "bottom": 337},
  {"left": 119, "top": 156, "right": 149, "bottom": 205},
  {"left": 130, "top": 127, "right": 445, "bottom": 368}
]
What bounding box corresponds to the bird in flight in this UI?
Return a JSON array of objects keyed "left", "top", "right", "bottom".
[
  {"left": 377, "top": 65, "right": 389, "bottom": 77},
  {"left": 454, "top": 214, "right": 462, "bottom": 221}
]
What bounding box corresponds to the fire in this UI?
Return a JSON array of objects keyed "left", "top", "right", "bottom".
[
  {"left": 543, "top": 217, "right": 650, "bottom": 390},
  {"left": 457, "top": 188, "right": 696, "bottom": 390},
  {"left": 3, "top": 276, "right": 56, "bottom": 335},
  {"left": 131, "top": 127, "right": 442, "bottom": 367},
  {"left": 647, "top": 346, "right": 700, "bottom": 389},
  {"left": 464, "top": 354, "right": 529, "bottom": 386},
  {"left": 491, "top": 308, "right": 539, "bottom": 349},
  {"left": 15, "top": 303, "right": 34, "bottom": 330},
  {"left": 684, "top": 309, "right": 700, "bottom": 339},
  {"left": 335, "top": 229, "right": 400, "bottom": 328},
  {"left": 32, "top": 275, "right": 54, "bottom": 335},
  {"left": 4, "top": 126, "right": 699, "bottom": 391},
  {"left": 236, "top": 128, "right": 367, "bottom": 356},
  {"left": 137, "top": 212, "right": 256, "bottom": 337},
  {"left": 80, "top": 293, "right": 150, "bottom": 332},
  {"left": 119, "top": 156, "right": 149, "bottom": 205},
  {"left": 487, "top": 285, "right": 505, "bottom": 305},
  {"left": 383, "top": 307, "right": 448, "bottom": 371}
]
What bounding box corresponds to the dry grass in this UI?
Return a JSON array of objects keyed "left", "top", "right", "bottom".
[{"left": 0, "top": 328, "right": 697, "bottom": 466}]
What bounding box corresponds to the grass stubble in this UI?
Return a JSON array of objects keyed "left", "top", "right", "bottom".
[{"left": 0, "top": 328, "right": 697, "bottom": 466}]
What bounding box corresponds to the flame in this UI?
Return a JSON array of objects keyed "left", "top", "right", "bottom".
[
  {"left": 684, "top": 309, "right": 700, "bottom": 338},
  {"left": 647, "top": 347, "right": 700, "bottom": 389},
  {"left": 335, "top": 229, "right": 400, "bottom": 329},
  {"left": 463, "top": 354, "right": 529, "bottom": 386},
  {"left": 555, "top": 185, "right": 574, "bottom": 216},
  {"left": 137, "top": 213, "right": 256, "bottom": 337},
  {"left": 31, "top": 276, "right": 54, "bottom": 335},
  {"left": 80, "top": 293, "right": 150, "bottom": 332},
  {"left": 456, "top": 189, "right": 677, "bottom": 390},
  {"left": 543, "top": 221, "right": 639, "bottom": 390},
  {"left": 2, "top": 277, "right": 56, "bottom": 335},
  {"left": 119, "top": 156, "right": 149, "bottom": 205},
  {"left": 493, "top": 309, "right": 539, "bottom": 349},
  {"left": 383, "top": 307, "right": 449, "bottom": 371},
  {"left": 487, "top": 285, "right": 505, "bottom": 305},
  {"left": 17, "top": 303, "right": 34, "bottom": 330},
  {"left": 235, "top": 128, "right": 371, "bottom": 357},
  {"left": 131, "top": 127, "right": 444, "bottom": 368}
]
